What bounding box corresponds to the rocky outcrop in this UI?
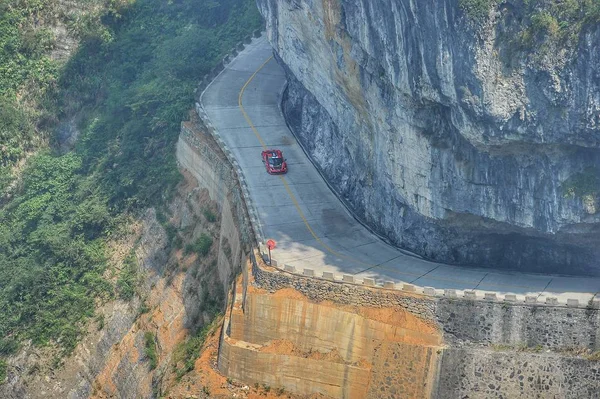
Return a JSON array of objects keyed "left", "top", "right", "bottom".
[{"left": 257, "top": 0, "right": 600, "bottom": 274}]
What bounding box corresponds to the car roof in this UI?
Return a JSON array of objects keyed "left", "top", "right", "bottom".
[{"left": 265, "top": 149, "right": 283, "bottom": 157}]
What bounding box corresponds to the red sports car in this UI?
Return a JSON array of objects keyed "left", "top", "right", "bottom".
[{"left": 261, "top": 149, "right": 287, "bottom": 174}]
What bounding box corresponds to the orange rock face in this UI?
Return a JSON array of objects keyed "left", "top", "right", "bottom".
[{"left": 218, "top": 264, "right": 443, "bottom": 398}]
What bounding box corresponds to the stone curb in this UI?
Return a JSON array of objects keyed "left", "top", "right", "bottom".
[
  {"left": 255, "top": 257, "right": 593, "bottom": 308},
  {"left": 193, "top": 34, "right": 267, "bottom": 244}
]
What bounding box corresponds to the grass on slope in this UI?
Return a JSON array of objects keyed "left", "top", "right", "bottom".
[{"left": 0, "top": 0, "right": 262, "bottom": 374}]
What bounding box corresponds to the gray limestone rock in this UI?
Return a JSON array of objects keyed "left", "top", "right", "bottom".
[{"left": 258, "top": 0, "right": 600, "bottom": 275}]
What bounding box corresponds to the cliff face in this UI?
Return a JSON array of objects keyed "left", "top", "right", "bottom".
[
  {"left": 0, "top": 120, "right": 249, "bottom": 398},
  {"left": 257, "top": 0, "right": 600, "bottom": 274}
]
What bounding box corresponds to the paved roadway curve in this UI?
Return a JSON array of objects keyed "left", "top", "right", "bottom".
[{"left": 201, "top": 36, "right": 599, "bottom": 304}]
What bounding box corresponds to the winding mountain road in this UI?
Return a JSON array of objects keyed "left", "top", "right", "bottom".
[{"left": 200, "top": 36, "right": 599, "bottom": 304}]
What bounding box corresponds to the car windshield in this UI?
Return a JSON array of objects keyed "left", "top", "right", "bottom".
[{"left": 268, "top": 157, "right": 283, "bottom": 167}]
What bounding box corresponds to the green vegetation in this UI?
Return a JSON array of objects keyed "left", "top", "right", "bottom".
[
  {"left": 0, "top": 152, "right": 113, "bottom": 353},
  {"left": 461, "top": 0, "right": 600, "bottom": 58},
  {"left": 0, "top": 359, "right": 6, "bottom": 384},
  {"left": 459, "top": 0, "right": 499, "bottom": 21},
  {"left": 143, "top": 331, "right": 158, "bottom": 370},
  {"left": 185, "top": 233, "right": 213, "bottom": 257},
  {"left": 0, "top": 0, "right": 262, "bottom": 365},
  {"left": 562, "top": 168, "right": 600, "bottom": 199},
  {"left": 116, "top": 252, "right": 139, "bottom": 300},
  {"left": 172, "top": 315, "right": 220, "bottom": 379},
  {"left": 0, "top": 0, "right": 63, "bottom": 170},
  {"left": 202, "top": 207, "right": 217, "bottom": 223},
  {"left": 518, "top": 0, "right": 600, "bottom": 51}
]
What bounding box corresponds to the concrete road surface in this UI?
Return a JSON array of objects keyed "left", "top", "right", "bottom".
[{"left": 200, "top": 36, "right": 599, "bottom": 305}]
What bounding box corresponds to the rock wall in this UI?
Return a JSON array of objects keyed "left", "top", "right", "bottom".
[
  {"left": 257, "top": 0, "right": 600, "bottom": 274},
  {"left": 437, "top": 298, "right": 600, "bottom": 350},
  {"left": 217, "top": 256, "right": 600, "bottom": 397},
  {"left": 436, "top": 348, "right": 600, "bottom": 399},
  {"left": 176, "top": 121, "right": 254, "bottom": 297},
  {"left": 84, "top": 120, "right": 255, "bottom": 398}
]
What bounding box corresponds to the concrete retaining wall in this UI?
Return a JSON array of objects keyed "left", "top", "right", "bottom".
[
  {"left": 176, "top": 122, "right": 253, "bottom": 297},
  {"left": 218, "top": 337, "right": 372, "bottom": 398}
]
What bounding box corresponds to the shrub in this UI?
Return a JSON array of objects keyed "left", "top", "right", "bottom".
[
  {"left": 185, "top": 233, "right": 213, "bottom": 257},
  {"left": 172, "top": 315, "right": 221, "bottom": 379},
  {"left": 0, "top": 339, "right": 18, "bottom": 356},
  {"left": 117, "top": 252, "right": 139, "bottom": 300},
  {"left": 531, "top": 12, "right": 560, "bottom": 37},
  {"left": 144, "top": 331, "right": 157, "bottom": 370},
  {"left": 562, "top": 168, "right": 599, "bottom": 199},
  {"left": 202, "top": 208, "right": 217, "bottom": 223},
  {"left": 459, "top": 0, "right": 498, "bottom": 21},
  {"left": 0, "top": 359, "right": 6, "bottom": 384}
]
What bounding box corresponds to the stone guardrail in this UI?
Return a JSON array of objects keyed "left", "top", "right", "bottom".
[
  {"left": 195, "top": 29, "right": 265, "bottom": 245},
  {"left": 258, "top": 245, "right": 600, "bottom": 309},
  {"left": 192, "top": 31, "right": 598, "bottom": 311},
  {"left": 194, "top": 29, "right": 263, "bottom": 104}
]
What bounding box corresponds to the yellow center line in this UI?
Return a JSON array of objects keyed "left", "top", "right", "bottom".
[
  {"left": 237, "top": 56, "right": 372, "bottom": 268},
  {"left": 235, "top": 56, "right": 571, "bottom": 294}
]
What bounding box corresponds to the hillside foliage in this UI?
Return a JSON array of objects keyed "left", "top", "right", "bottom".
[
  {"left": 460, "top": 0, "right": 600, "bottom": 64},
  {"left": 523, "top": 0, "right": 600, "bottom": 47},
  {"left": 0, "top": 0, "right": 262, "bottom": 376}
]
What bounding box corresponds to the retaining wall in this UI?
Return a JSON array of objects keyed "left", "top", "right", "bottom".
[{"left": 436, "top": 348, "right": 600, "bottom": 399}]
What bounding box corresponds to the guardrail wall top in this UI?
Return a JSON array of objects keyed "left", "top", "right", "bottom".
[
  {"left": 484, "top": 293, "right": 497, "bottom": 300},
  {"left": 591, "top": 299, "right": 600, "bottom": 309},
  {"left": 464, "top": 291, "right": 477, "bottom": 299},
  {"left": 402, "top": 284, "right": 416, "bottom": 292},
  {"left": 363, "top": 278, "right": 375, "bottom": 286},
  {"left": 384, "top": 281, "right": 396, "bottom": 289},
  {"left": 567, "top": 299, "right": 579, "bottom": 307},
  {"left": 303, "top": 269, "right": 314, "bottom": 277},
  {"left": 342, "top": 275, "right": 355, "bottom": 283},
  {"left": 323, "top": 272, "right": 335, "bottom": 281},
  {"left": 525, "top": 296, "right": 538, "bottom": 304},
  {"left": 444, "top": 289, "right": 457, "bottom": 298},
  {"left": 546, "top": 297, "right": 559, "bottom": 305},
  {"left": 270, "top": 259, "right": 278, "bottom": 267},
  {"left": 424, "top": 287, "right": 436, "bottom": 296},
  {"left": 504, "top": 294, "right": 517, "bottom": 302},
  {"left": 284, "top": 265, "right": 296, "bottom": 273}
]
